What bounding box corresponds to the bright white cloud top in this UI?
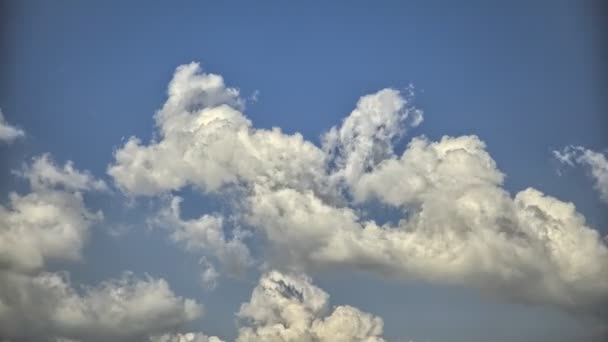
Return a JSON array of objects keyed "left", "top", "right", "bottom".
[{"left": 108, "top": 62, "right": 608, "bottom": 323}]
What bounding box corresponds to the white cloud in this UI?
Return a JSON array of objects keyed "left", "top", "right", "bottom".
[
  {"left": 107, "top": 62, "right": 608, "bottom": 322},
  {"left": 0, "top": 271, "right": 202, "bottom": 342},
  {"left": 0, "top": 109, "right": 25, "bottom": 143},
  {"left": 153, "top": 196, "right": 251, "bottom": 277},
  {"left": 0, "top": 155, "right": 202, "bottom": 341},
  {"left": 108, "top": 62, "right": 328, "bottom": 197},
  {"left": 21, "top": 154, "right": 108, "bottom": 192},
  {"left": 322, "top": 87, "right": 423, "bottom": 188},
  {"left": 0, "top": 189, "right": 100, "bottom": 272},
  {"left": 236, "top": 270, "right": 385, "bottom": 342},
  {"left": 554, "top": 146, "right": 608, "bottom": 204},
  {"left": 1, "top": 155, "right": 105, "bottom": 272},
  {"left": 246, "top": 163, "right": 608, "bottom": 317}
]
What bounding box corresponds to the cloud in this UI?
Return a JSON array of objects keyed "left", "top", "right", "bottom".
[
  {"left": 0, "top": 109, "right": 25, "bottom": 143},
  {"left": 152, "top": 196, "right": 252, "bottom": 278},
  {"left": 108, "top": 62, "right": 328, "bottom": 197},
  {"left": 107, "top": 62, "right": 608, "bottom": 322},
  {"left": 145, "top": 270, "right": 386, "bottom": 342},
  {"left": 0, "top": 272, "right": 202, "bottom": 342},
  {"left": 322, "top": 87, "right": 423, "bottom": 188},
  {"left": 554, "top": 146, "right": 608, "bottom": 204},
  {"left": 150, "top": 332, "right": 225, "bottom": 342},
  {"left": 1, "top": 155, "right": 105, "bottom": 272},
  {"left": 199, "top": 258, "right": 220, "bottom": 290},
  {"left": 20, "top": 154, "right": 108, "bottom": 192},
  {"left": 236, "top": 270, "right": 385, "bottom": 342},
  {"left": 0, "top": 156, "right": 202, "bottom": 341}
]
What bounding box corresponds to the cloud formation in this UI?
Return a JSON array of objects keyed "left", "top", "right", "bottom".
[
  {"left": 0, "top": 109, "right": 25, "bottom": 143},
  {"left": 0, "top": 156, "right": 201, "bottom": 341},
  {"left": 152, "top": 196, "right": 251, "bottom": 279},
  {"left": 108, "top": 62, "right": 608, "bottom": 323},
  {"left": 1, "top": 155, "right": 104, "bottom": 272},
  {"left": 554, "top": 146, "right": 608, "bottom": 204},
  {"left": 0, "top": 271, "right": 201, "bottom": 341},
  {"left": 236, "top": 270, "right": 385, "bottom": 342}
]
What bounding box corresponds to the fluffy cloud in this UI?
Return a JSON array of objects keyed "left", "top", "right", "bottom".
[
  {"left": 0, "top": 272, "right": 202, "bottom": 342},
  {"left": 0, "top": 109, "right": 25, "bottom": 143},
  {"left": 108, "top": 62, "right": 608, "bottom": 322},
  {"left": 322, "top": 87, "right": 423, "bottom": 188},
  {"left": 554, "top": 146, "right": 608, "bottom": 204},
  {"left": 247, "top": 184, "right": 608, "bottom": 315},
  {"left": 0, "top": 155, "right": 202, "bottom": 341},
  {"left": 236, "top": 270, "right": 385, "bottom": 342},
  {"left": 108, "top": 62, "right": 328, "bottom": 197},
  {"left": 153, "top": 196, "right": 251, "bottom": 278},
  {"left": 0, "top": 155, "right": 104, "bottom": 272},
  {"left": 22, "top": 154, "right": 108, "bottom": 192}
]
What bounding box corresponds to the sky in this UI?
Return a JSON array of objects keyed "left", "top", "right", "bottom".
[{"left": 1, "top": 1, "right": 607, "bottom": 342}]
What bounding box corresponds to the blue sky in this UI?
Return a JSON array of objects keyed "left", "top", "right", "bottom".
[{"left": 1, "top": 1, "right": 607, "bottom": 342}]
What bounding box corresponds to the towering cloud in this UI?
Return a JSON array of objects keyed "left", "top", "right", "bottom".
[
  {"left": 0, "top": 109, "right": 25, "bottom": 143},
  {"left": 108, "top": 62, "right": 608, "bottom": 324}
]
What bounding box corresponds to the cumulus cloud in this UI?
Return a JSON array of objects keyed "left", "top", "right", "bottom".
[
  {"left": 0, "top": 272, "right": 202, "bottom": 342},
  {"left": 108, "top": 62, "right": 608, "bottom": 322},
  {"left": 108, "top": 62, "right": 328, "bottom": 197},
  {"left": 0, "top": 155, "right": 105, "bottom": 272},
  {"left": 554, "top": 145, "right": 608, "bottom": 204},
  {"left": 322, "top": 87, "right": 423, "bottom": 188},
  {"left": 21, "top": 154, "right": 108, "bottom": 192},
  {"left": 0, "top": 109, "right": 25, "bottom": 143},
  {"left": 153, "top": 196, "right": 251, "bottom": 277},
  {"left": 0, "top": 155, "right": 202, "bottom": 341},
  {"left": 236, "top": 270, "right": 385, "bottom": 342}
]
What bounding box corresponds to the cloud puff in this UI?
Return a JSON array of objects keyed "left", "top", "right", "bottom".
[
  {"left": 21, "top": 154, "right": 108, "bottom": 192},
  {"left": 108, "top": 62, "right": 608, "bottom": 322},
  {"left": 554, "top": 146, "right": 608, "bottom": 204},
  {"left": 236, "top": 270, "right": 385, "bottom": 342},
  {"left": 0, "top": 272, "right": 202, "bottom": 342},
  {"left": 0, "top": 155, "right": 105, "bottom": 272},
  {"left": 152, "top": 196, "right": 251, "bottom": 278},
  {"left": 322, "top": 87, "right": 423, "bottom": 188},
  {"left": 0, "top": 156, "right": 202, "bottom": 341},
  {"left": 0, "top": 109, "right": 25, "bottom": 143},
  {"left": 108, "top": 62, "right": 328, "bottom": 197}
]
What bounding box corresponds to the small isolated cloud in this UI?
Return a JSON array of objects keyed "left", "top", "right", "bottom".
[
  {"left": 554, "top": 145, "right": 608, "bottom": 204},
  {"left": 0, "top": 109, "right": 25, "bottom": 143}
]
